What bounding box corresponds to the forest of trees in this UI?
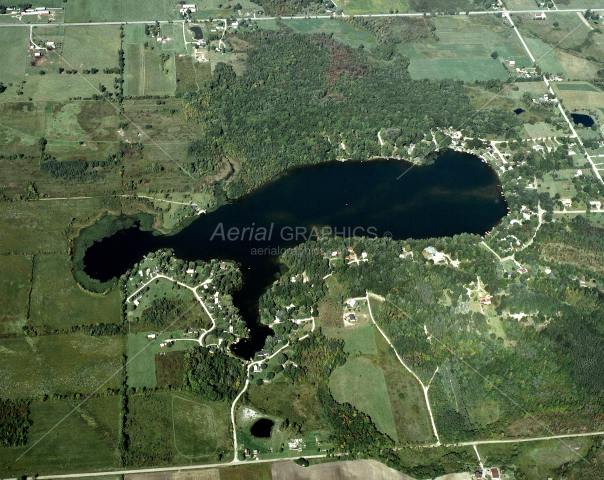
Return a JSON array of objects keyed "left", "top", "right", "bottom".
[
  {"left": 183, "top": 346, "right": 245, "bottom": 401},
  {"left": 321, "top": 393, "right": 394, "bottom": 454},
  {"left": 140, "top": 298, "right": 184, "bottom": 327},
  {"left": 185, "top": 32, "right": 519, "bottom": 199},
  {"left": 0, "top": 398, "right": 30, "bottom": 447}
]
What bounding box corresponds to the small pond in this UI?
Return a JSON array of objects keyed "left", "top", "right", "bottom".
[
  {"left": 250, "top": 418, "right": 274, "bottom": 438},
  {"left": 190, "top": 26, "right": 203, "bottom": 40},
  {"left": 514, "top": 108, "right": 525, "bottom": 115},
  {"left": 571, "top": 113, "right": 595, "bottom": 128}
]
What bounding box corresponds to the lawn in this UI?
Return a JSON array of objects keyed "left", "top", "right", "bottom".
[
  {"left": 0, "top": 27, "right": 29, "bottom": 84},
  {"left": 0, "top": 396, "right": 120, "bottom": 476},
  {"left": 29, "top": 254, "right": 122, "bottom": 330},
  {"left": 0, "top": 255, "right": 32, "bottom": 335},
  {"left": 329, "top": 355, "right": 398, "bottom": 442},
  {"left": 0, "top": 334, "right": 125, "bottom": 398},
  {"left": 61, "top": 25, "right": 122, "bottom": 71}
]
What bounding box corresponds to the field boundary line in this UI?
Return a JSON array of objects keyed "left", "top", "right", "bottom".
[{"left": 24, "top": 25, "right": 196, "bottom": 180}]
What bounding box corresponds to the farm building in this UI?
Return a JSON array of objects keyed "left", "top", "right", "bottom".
[{"left": 535, "top": 12, "right": 546, "bottom": 19}]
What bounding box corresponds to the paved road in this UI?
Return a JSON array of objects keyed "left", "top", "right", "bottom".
[{"left": 1, "top": 8, "right": 603, "bottom": 27}]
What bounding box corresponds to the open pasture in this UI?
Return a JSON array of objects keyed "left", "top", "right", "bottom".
[
  {"left": 0, "top": 255, "right": 32, "bottom": 335},
  {"left": 0, "top": 200, "right": 106, "bottom": 254},
  {"left": 126, "top": 392, "right": 232, "bottom": 466},
  {"left": 341, "top": 0, "right": 409, "bottom": 15},
  {"left": 373, "top": 327, "right": 434, "bottom": 444},
  {"left": 61, "top": 25, "right": 122, "bottom": 71},
  {"left": 287, "top": 19, "right": 378, "bottom": 49},
  {"left": 0, "top": 334, "right": 125, "bottom": 398},
  {"left": 479, "top": 437, "right": 592, "bottom": 478},
  {"left": 404, "top": 15, "right": 528, "bottom": 82},
  {"left": 0, "top": 27, "right": 29, "bottom": 84},
  {"left": 29, "top": 254, "right": 123, "bottom": 330},
  {"left": 0, "top": 396, "right": 120, "bottom": 476},
  {"left": 126, "top": 327, "right": 202, "bottom": 389},
  {"left": 329, "top": 355, "right": 398, "bottom": 441}
]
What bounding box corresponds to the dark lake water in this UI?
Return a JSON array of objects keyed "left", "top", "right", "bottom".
[
  {"left": 80, "top": 151, "right": 508, "bottom": 358},
  {"left": 514, "top": 108, "right": 525, "bottom": 115},
  {"left": 190, "top": 26, "right": 203, "bottom": 40},
  {"left": 571, "top": 113, "right": 594, "bottom": 127},
  {"left": 250, "top": 418, "right": 274, "bottom": 438}
]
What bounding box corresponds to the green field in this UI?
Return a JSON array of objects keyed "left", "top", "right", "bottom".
[
  {"left": 556, "top": 83, "right": 600, "bottom": 92},
  {"left": 219, "top": 463, "right": 273, "bottom": 480},
  {"left": 373, "top": 326, "right": 434, "bottom": 444},
  {"left": 29, "top": 254, "right": 122, "bottom": 330},
  {"left": 0, "top": 200, "right": 104, "bottom": 255},
  {"left": 126, "top": 392, "right": 232, "bottom": 466},
  {"left": 324, "top": 322, "right": 378, "bottom": 355},
  {"left": 287, "top": 19, "right": 378, "bottom": 49},
  {"left": 340, "top": 0, "right": 409, "bottom": 15},
  {"left": 124, "top": 26, "right": 177, "bottom": 97},
  {"left": 61, "top": 25, "right": 122, "bottom": 71},
  {"left": 64, "top": 0, "right": 121, "bottom": 24},
  {"left": 125, "top": 329, "right": 199, "bottom": 389},
  {"left": 523, "top": 36, "right": 567, "bottom": 76},
  {"left": 400, "top": 15, "right": 530, "bottom": 81},
  {"left": 172, "top": 394, "right": 219, "bottom": 457},
  {"left": 329, "top": 355, "right": 398, "bottom": 442},
  {"left": 17, "top": 73, "right": 118, "bottom": 102},
  {"left": 0, "top": 27, "right": 29, "bottom": 83},
  {"left": 408, "top": 57, "right": 509, "bottom": 82},
  {"left": 0, "top": 255, "right": 32, "bottom": 334},
  {"left": 478, "top": 437, "right": 592, "bottom": 478},
  {"left": 0, "top": 334, "right": 125, "bottom": 398},
  {"left": 0, "top": 396, "right": 120, "bottom": 476}
]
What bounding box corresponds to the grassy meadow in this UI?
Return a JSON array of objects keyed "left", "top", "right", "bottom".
[
  {"left": 29, "top": 254, "right": 123, "bottom": 330},
  {"left": 126, "top": 392, "right": 232, "bottom": 466},
  {"left": 0, "top": 27, "right": 29, "bottom": 84},
  {"left": 402, "top": 15, "right": 528, "bottom": 82},
  {"left": 61, "top": 25, "right": 122, "bottom": 71},
  {"left": 340, "top": 0, "right": 409, "bottom": 15},
  {"left": 329, "top": 355, "right": 398, "bottom": 441},
  {"left": 0, "top": 396, "right": 120, "bottom": 476},
  {"left": 0, "top": 255, "right": 32, "bottom": 335},
  {"left": 373, "top": 325, "right": 434, "bottom": 444},
  {"left": 0, "top": 334, "right": 125, "bottom": 398}
]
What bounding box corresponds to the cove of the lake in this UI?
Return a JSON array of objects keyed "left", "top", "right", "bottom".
[{"left": 79, "top": 151, "right": 508, "bottom": 358}]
